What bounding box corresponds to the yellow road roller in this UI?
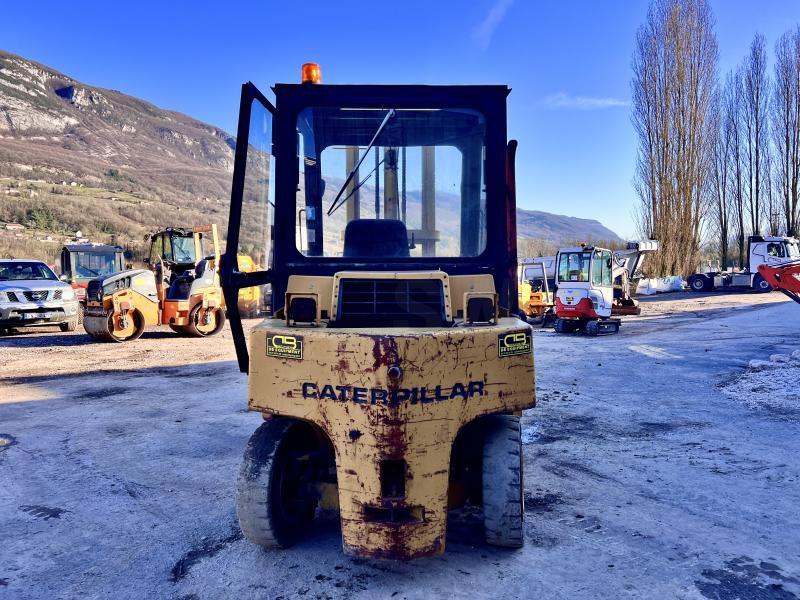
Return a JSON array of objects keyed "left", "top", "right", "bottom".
[
  {"left": 220, "top": 65, "right": 535, "bottom": 559},
  {"left": 83, "top": 225, "right": 225, "bottom": 341}
]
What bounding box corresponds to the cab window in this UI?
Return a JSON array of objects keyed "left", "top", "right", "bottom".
[
  {"left": 172, "top": 235, "right": 196, "bottom": 263},
  {"left": 591, "top": 252, "right": 604, "bottom": 286},
  {"left": 602, "top": 251, "right": 613, "bottom": 286},
  {"left": 149, "top": 235, "right": 164, "bottom": 263},
  {"left": 558, "top": 252, "right": 590, "bottom": 283},
  {"left": 767, "top": 243, "right": 785, "bottom": 258},
  {"left": 295, "top": 106, "right": 487, "bottom": 258}
]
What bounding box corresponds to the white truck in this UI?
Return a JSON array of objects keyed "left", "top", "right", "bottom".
[{"left": 687, "top": 235, "right": 800, "bottom": 293}]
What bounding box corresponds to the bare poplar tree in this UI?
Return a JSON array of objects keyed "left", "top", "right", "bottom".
[
  {"left": 632, "top": 0, "right": 718, "bottom": 276},
  {"left": 773, "top": 27, "right": 800, "bottom": 237},
  {"left": 710, "top": 88, "right": 731, "bottom": 266},
  {"left": 726, "top": 69, "right": 747, "bottom": 266},
  {"left": 741, "top": 34, "right": 770, "bottom": 235}
]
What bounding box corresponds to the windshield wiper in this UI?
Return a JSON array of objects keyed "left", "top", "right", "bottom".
[
  {"left": 327, "top": 109, "right": 395, "bottom": 217},
  {"left": 332, "top": 156, "right": 385, "bottom": 214}
]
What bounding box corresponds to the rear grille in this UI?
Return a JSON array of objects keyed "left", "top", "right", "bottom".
[
  {"left": 87, "top": 280, "right": 103, "bottom": 302},
  {"left": 334, "top": 278, "right": 446, "bottom": 327},
  {"left": 23, "top": 290, "right": 49, "bottom": 302},
  {"left": 7, "top": 291, "right": 19, "bottom": 302}
]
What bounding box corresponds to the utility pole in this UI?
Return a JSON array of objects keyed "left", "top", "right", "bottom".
[
  {"left": 401, "top": 146, "right": 407, "bottom": 223},
  {"left": 345, "top": 147, "right": 360, "bottom": 222},
  {"left": 421, "top": 146, "right": 436, "bottom": 256},
  {"left": 384, "top": 147, "right": 399, "bottom": 220},
  {"left": 374, "top": 148, "right": 380, "bottom": 218}
]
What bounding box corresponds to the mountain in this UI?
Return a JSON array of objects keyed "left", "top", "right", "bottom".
[
  {"left": 0, "top": 49, "right": 234, "bottom": 199},
  {"left": 516, "top": 208, "right": 622, "bottom": 245},
  {"left": 0, "top": 49, "right": 621, "bottom": 261},
  {"left": 0, "top": 49, "right": 234, "bottom": 260}
]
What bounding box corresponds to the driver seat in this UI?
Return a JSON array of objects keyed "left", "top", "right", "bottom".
[{"left": 343, "top": 219, "right": 410, "bottom": 258}]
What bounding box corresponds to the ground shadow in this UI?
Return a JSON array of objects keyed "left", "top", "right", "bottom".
[{"left": 0, "top": 328, "right": 205, "bottom": 349}]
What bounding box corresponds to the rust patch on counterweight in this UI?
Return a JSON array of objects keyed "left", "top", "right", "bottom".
[{"left": 371, "top": 336, "right": 400, "bottom": 373}]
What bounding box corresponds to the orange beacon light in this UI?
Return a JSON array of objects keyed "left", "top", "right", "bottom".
[{"left": 301, "top": 63, "right": 322, "bottom": 84}]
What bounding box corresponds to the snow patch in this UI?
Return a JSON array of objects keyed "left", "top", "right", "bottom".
[
  {"left": 521, "top": 422, "right": 539, "bottom": 445},
  {"left": 723, "top": 349, "right": 800, "bottom": 417}
]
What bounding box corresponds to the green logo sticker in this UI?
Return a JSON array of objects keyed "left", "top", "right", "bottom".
[
  {"left": 267, "top": 334, "right": 303, "bottom": 360},
  {"left": 498, "top": 330, "right": 532, "bottom": 358}
]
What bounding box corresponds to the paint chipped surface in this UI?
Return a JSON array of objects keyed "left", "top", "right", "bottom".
[{"left": 249, "top": 317, "right": 535, "bottom": 559}]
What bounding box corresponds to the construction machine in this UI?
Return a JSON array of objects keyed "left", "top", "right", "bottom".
[
  {"left": 518, "top": 259, "right": 554, "bottom": 324},
  {"left": 554, "top": 244, "right": 620, "bottom": 335},
  {"left": 758, "top": 260, "right": 800, "bottom": 305},
  {"left": 220, "top": 65, "right": 535, "bottom": 560},
  {"left": 236, "top": 254, "right": 264, "bottom": 318},
  {"left": 59, "top": 244, "right": 125, "bottom": 304},
  {"left": 83, "top": 225, "right": 225, "bottom": 341},
  {"left": 688, "top": 235, "right": 800, "bottom": 293},
  {"left": 545, "top": 240, "right": 657, "bottom": 335},
  {"left": 609, "top": 240, "right": 659, "bottom": 316}
]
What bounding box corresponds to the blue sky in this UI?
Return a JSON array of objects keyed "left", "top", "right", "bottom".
[{"left": 2, "top": 0, "right": 799, "bottom": 236}]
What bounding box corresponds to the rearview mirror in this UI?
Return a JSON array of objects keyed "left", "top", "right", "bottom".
[{"left": 59, "top": 274, "right": 68, "bottom": 282}]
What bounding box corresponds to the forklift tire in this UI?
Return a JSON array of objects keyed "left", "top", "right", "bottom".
[
  {"left": 482, "top": 415, "right": 524, "bottom": 549},
  {"left": 184, "top": 305, "right": 226, "bottom": 337},
  {"left": 752, "top": 274, "right": 772, "bottom": 293},
  {"left": 59, "top": 316, "right": 78, "bottom": 332},
  {"left": 236, "top": 419, "right": 318, "bottom": 549},
  {"left": 585, "top": 320, "right": 600, "bottom": 337}
]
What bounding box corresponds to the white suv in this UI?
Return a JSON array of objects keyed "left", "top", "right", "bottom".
[{"left": 0, "top": 259, "right": 80, "bottom": 332}]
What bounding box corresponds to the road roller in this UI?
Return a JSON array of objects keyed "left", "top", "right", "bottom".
[{"left": 83, "top": 224, "right": 225, "bottom": 342}]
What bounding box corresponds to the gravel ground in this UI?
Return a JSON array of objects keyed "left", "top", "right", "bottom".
[{"left": 1, "top": 290, "right": 799, "bottom": 599}]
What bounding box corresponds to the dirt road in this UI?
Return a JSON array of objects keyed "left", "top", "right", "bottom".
[{"left": 1, "top": 291, "right": 799, "bottom": 599}]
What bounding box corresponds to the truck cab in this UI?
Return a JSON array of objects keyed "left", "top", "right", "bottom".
[{"left": 688, "top": 235, "right": 800, "bottom": 293}]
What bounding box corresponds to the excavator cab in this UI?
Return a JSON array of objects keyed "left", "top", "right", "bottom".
[
  {"left": 220, "top": 70, "right": 535, "bottom": 560},
  {"left": 553, "top": 245, "right": 620, "bottom": 335}
]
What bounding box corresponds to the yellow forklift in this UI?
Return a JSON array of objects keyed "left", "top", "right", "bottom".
[
  {"left": 220, "top": 65, "right": 535, "bottom": 560},
  {"left": 83, "top": 225, "right": 225, "bottom": 341}
]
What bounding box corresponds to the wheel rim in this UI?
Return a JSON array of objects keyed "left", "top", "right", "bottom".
[
  {"left": 110, "top": 312, "right": 136, "bottom": 341},
  {"left": 693, "top": 280, "right": 704, "bottom": 290},
  {"left": 272, "top": 429, "right": 317, "bottom": 533},
  {"left": 193, "top": 307, "right": 218, "bottom": 335}
]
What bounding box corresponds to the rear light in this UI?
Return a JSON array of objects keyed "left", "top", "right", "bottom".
[
  {"left": 286, "top": 294, "right": 318, "bottom": 325},
  {"left": 464, "top": 292, "right": 497, "bottom": 325}
]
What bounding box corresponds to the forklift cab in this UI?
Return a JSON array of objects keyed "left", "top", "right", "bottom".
[
  {"left": 221, "top": 72, "right": 534, "bottom": 560},
  {"left": 223, "top": 80, "right": 522, "bottom": 367}
]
